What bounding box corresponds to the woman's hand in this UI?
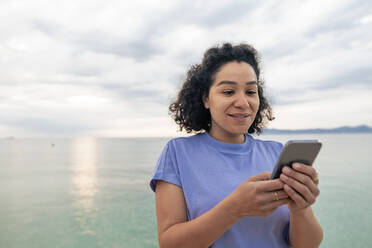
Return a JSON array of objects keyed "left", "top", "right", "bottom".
[
  {"left": 230, "top": 172, "right": 290, "bottom": 218},
  {"left": 279, "top": 163, "right": 320, "bottom": 213}
]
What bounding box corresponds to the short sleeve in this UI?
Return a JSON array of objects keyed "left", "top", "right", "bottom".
[{"left": 149, "top": 141, "right": 182, "bottom": 192}]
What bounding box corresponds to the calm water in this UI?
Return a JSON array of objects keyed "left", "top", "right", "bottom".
[{"left": 0, "top": 134, "right": 371, "bottom": 247}]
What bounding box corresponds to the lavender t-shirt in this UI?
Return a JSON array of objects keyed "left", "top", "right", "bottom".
[{"left": 150, "top": 132, "right": 290, "bottom": 248}]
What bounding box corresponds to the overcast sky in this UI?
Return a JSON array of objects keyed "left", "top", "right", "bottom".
[{"left": 1, "top": 0, "right": 371, "bottom": 137}]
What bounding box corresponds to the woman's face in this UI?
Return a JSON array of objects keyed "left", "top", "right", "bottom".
[{"left": 203, "top": 61, "right": 259, "bottom": 143}]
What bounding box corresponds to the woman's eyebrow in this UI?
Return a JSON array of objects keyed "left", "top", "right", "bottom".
[{"left": 216, "top": 80, "right": 257, "bottom": 86}]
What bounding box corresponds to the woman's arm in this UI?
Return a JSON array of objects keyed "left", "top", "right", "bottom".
[
  {"left": 289, "top": 207, "right": 323, "bottom": 248},
  {"left": 156, "top": 172, "right": 290, "bottom": 248},
  {"left": 280, "top": 163, "right": 323, "bottom": 248},
  {"left": 156, "top": 180, "right": 240, "bottom": 248}
]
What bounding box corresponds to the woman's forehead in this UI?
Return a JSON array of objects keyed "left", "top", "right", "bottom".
[{"left": 213, "top": 61, "right": 257, "bottom": 85}]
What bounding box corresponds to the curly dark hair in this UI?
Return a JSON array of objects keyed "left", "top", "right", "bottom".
[{"left": 169, "top": 42, "right": 274, "bottom": 135}]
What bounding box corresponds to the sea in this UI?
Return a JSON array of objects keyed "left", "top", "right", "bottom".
[{"left": 0, "top": 134, "right": 371, "bottom": 248}]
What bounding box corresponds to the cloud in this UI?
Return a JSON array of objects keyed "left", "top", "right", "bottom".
[
  {"left": 73, "top": 31, "right": 161, "bottom": 61},
  {"left": 31, "top": 19, "right": 62, "bottom": 37},
  {"left": 313, "top": 66, "right": 372, "bottom": 90},
  {"left": 272, "top": 87, "right": 372, "bottom": 129},
  {"left": 0, "top": 0, "right": 371, "bottom": 136},
  {"left": 4, "top": 117, "right": 94, "bottom": 136},
  {"left": 268, "top": 65, "right": 372, "bottom": 106},
  {"left": 101, "top": 83, "right": 170, "bottom": 106},
  {"left": 162, "top": 1, "right": 259, "bottom": 29}
]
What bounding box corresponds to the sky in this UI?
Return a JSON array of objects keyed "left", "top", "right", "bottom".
[{"left": 1, "top": 0, "right": 371, "bottom": 137}]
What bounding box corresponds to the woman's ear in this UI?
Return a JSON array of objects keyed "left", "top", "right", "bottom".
[{"left": 202, "top": 95, "right": 209, "bottom": 109}]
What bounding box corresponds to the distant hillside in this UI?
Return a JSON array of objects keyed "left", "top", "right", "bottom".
[{"left": 263, "top": 125, "right": 372, "bottom": 134}]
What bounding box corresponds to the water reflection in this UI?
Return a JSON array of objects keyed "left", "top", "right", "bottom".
[{"left": 71, "top": 138, "right": 98, "bottom": 235}]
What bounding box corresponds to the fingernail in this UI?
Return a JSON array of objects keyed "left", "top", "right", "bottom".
[
  {"left": 283, "top": 167, "right": 290, "bottom": 173},
  {"left": 293, "top": 163, "right": 300, "bottom": 169},
  {"left": 284, "top": 184, "right": 291, "bottom": 191}
]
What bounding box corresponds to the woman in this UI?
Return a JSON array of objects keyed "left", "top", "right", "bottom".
[{"left": 150, "top": 43, "right": 323, "bottom": 248}]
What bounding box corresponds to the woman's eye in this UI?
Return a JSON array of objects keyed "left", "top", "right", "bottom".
[
  {"left": 246, "top": 90, "right": 257, "bottom": 95},
  {"left": 223, "top": 90, "right": 234, "bottom": 95}
]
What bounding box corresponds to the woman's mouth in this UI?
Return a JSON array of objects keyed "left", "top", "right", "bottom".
[{"left": 228, "top": 114, "right": 250, "bottom": 121}]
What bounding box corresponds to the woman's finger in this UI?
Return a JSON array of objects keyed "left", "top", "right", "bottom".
[
  {"left": 280, "top": 173, "right": 316, "bottom": 205},
  {"left": 283, "top": 184, "right": 307, "bottom": 207},
  {"left": 281, "top": 166, "right": 319, "bottom": 196},
  {"left": 264, "top": 198, "right": 291, "bottom": 211},
  {"left": 292, "top": 163, "right": 318, "bottom": 182},
  {"left": 263, "top": 190, "right": 289, "bottom": 203}
]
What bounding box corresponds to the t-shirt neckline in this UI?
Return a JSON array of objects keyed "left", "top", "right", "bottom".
[{"left": 202, "top": 132, "right": 253, "bottom": 154}]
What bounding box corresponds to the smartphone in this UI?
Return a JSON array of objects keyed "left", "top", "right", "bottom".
[{"left": 270, "top": 140, "right": 322, "bottom": 179}]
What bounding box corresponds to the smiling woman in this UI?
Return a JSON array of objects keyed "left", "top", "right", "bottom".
[
  {"left": 202, "top": 61, "right": 260, "bottom": 144},
  {"left": 168, "top": 43, "right": 274, "bottom": 139},
  {"left": 150, "top": 43, "right": 323, "bottom": 248}
]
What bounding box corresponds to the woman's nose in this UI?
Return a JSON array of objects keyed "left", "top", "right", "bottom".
[{"left": 234, "top": 93, "right": 250, "bottom": 108}]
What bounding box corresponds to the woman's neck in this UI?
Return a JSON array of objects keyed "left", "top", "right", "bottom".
[{"left": 208, "top": 130, "right": 246, "bottom": 144}]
